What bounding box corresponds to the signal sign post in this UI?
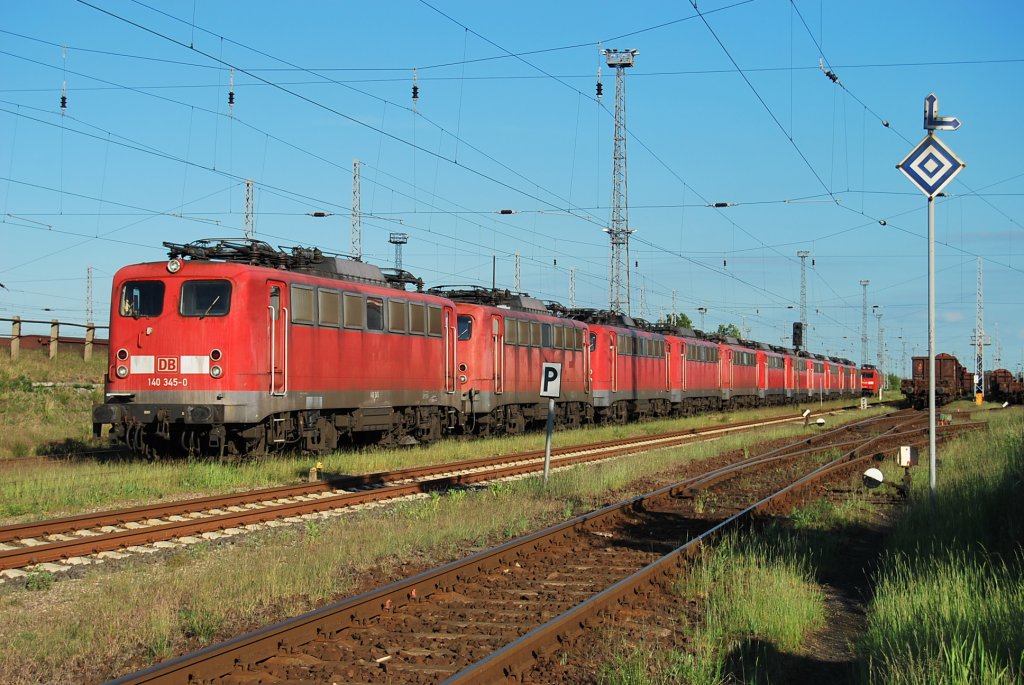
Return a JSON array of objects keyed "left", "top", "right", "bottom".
[
  {"left": 897, "top": 93, "right": 965, "bottom": 506},
  {"left": 539, "top": 363, "right": 562, "bottom": 485}
]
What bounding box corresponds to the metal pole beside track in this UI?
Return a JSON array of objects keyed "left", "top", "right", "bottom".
[
  {"left": 543, "top": 398, "right": 555, "bottom": 485},
  {"left": 928, "top": 196, "right": 937, "bottom": 506}
]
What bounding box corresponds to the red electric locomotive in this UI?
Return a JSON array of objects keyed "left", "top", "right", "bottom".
[
  {"left": 860, "top": 365, "right": 881, "bottom": 397},
  {"left": 92, "top": 239, "right": 463, "bottom": 457},
  {"left": 429, "top": 287, "right": 593, "bottom": 435},
  {"left": 664, "top": 328, "right": 722, "bottom": 415},
  {"left": 580, "top": 311, "right": 672, "bottom": 423}
]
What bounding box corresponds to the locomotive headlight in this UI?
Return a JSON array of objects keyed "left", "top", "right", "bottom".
[
  {"left": 166, "top": 258, "right": 182, "bottom": 273},
  {"left": 210, "top": 365, "right": 223, "bottom": 379},
  {"left": 116, "top": 348, "right": 129, "bottom": 361},
  {"left": 458, "top": 374, "right": 468, "bottom": 384},
  {"left": 115, "top": 365, "right": 129, "bottom": 378}
]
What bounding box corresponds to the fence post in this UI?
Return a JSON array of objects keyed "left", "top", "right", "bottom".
[
  {"left": 11, "top": 317, "right": 20, "bottom": 360},
  {"left": 50, "top": 319, "right": 59, "bottom": 359},
  {"left": 85, "top": 323, "right": 95, "bottom": 361}
]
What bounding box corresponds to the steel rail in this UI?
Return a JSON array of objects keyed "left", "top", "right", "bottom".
[
  {"left": 104, "top": 411, "right": 977, "bottom": 685},
  {"left": 0, "top": 407, "right": 863, "bottom": 547}
]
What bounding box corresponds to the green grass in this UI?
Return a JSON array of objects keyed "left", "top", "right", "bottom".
[
  {"left": 857, "top": 409, "right": 1024, "bottom": 685},
  {"left": 0, "top": 399, "right": 879, "bottom": 523},
  {"left": 0, "top": 349, "right": 106, "bottom": 457}
]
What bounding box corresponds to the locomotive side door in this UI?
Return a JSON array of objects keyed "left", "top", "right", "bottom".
[
  {"left": 445, "top": 307, "right": 457, "bottom": 393},
  {"left": 267, "top": 281, "right": 288, "bottom": 396},
  {"left": 610, "top": 333, "right": 619, "bottom": 393},
  {"left": 493, "top": 315, "right": 504, "bottom": 394}
]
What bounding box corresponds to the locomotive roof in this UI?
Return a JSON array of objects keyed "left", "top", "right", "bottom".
[
  {"left": 425, "top": 285, "right": 549, "bottom": 314},
  {"left": 163, "top": 238, "right": 422, "bottom": 291}
]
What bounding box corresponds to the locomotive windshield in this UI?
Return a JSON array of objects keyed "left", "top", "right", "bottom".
[
  {"left": 119, "top": 281, "right": 165, "bottom": 318},
  {"left": 181, "top": 280, "right": 232, "bottom": 318}
]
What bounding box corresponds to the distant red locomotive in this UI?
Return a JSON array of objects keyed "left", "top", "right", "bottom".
[
  {"left": 93, "top": 239, "right": 861, "bottom": 457},
  {"left": 437, "top": 288, "right": 592, "bottom": 435},
  {"left": 860, "top": 365, "right": 881, "bottom": 397}
]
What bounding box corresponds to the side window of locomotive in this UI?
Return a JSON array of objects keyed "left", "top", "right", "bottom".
[
  {"left": 119, "top": 281, "right": 165, "bottom": 318},
  {"left": 457, "top": 315, "right": 473, "bottom": 341},
  {"left": 409, "top": 303, "right": 426, "bottom": 335},
  {"left": 427, "top": 306, "right": 443, "bottom": 337},
  {"left": 181, "top": 280, "right": 231, "bottom": 318},
  {"left": 589, "top": 333, "right": 597, "bottom": 353},
  {"left": 344, "top": 293, "right": 365, "bottom": 329},
  {"left": 541, "top": 323, "right": 552, "bottom": 348},
  {"left": 366, "top": 297, "right": 384, "bottom": 331},
  {"left": 318, "top": 289, "right": 341, "bottom": 328},
  {"left": 504, "top": 318, "right": 517, "bottom": 345},
  {"left": 289, "top": 285, "right": 315, "bottom": 325},
  {"left": 388, "top": 300, "right": 407, "bottom": 333},
  {"left": 553, "top": 325, "right": 564, "bottom": 350},
  {"left": 530, "top": 322, "right": 542, "bottom": 347}
]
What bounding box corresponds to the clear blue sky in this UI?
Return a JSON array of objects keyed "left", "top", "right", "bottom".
[{"left": 2, "top": 1, "right": 1022, "bottom": 374}]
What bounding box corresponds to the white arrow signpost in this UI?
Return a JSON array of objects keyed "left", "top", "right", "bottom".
[
  {"left": 897, "top": 93, "right": 965, "bottom": 505},
  {"left": 539, "top": 363, "right": 562, "bottom": 484}
]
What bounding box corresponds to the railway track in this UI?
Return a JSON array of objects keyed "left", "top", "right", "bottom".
[
  {"left": 0, "top": 407, "right": 869, "bottom": 579},
  {"left": 106, "top": 410, "right": 981, "bottom": 684}
]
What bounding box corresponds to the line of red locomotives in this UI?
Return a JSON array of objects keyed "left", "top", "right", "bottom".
[{"left": 92, "top": 239, "right": 866, "bottom": 458}]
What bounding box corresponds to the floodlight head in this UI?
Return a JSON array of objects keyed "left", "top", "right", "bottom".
[
  {"left": 815, "top": 417, "right": 826, "bottom": 427},
  {"left": 1003, "top": 401, "right": 1010, "bottom": 408},
  {"left": 603, "top": 48, "right": 638, "bottom": 68},
  {"left": 802, "top": 409, "right": 811, "bottom": 418}
]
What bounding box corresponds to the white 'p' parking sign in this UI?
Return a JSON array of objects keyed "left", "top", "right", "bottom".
[{"left": 539, "top": 362, "right": 562, "bottom": 398}]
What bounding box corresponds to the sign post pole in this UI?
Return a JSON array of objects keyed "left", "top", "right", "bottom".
[
  {"left": 896, "top": 93, "right": 964, "bottom": 507},
  {"left": 539, "top": 362, "right": 563, "bottom": 487},
  {"left": 543, "top": 397, "right": 555, "bottom": 484}
]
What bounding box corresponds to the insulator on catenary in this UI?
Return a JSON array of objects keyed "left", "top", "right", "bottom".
[{"left": 596, "top": 81, "right": 603, "bottom": 97}]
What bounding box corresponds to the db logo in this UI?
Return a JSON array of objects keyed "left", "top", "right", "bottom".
[{"left": 157, "top": 357, "right": 179, "bottom": 373}]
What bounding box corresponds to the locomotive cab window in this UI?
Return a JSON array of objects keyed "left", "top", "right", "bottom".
[
  {"left": 181, "top": 280, "right": 231, "bottom": 318},
  {"left": 457, "top": 315, "right": 473, "bottom": 341},
  {"left": 119, "top": 281, "right": 165, "bottom": 318}
]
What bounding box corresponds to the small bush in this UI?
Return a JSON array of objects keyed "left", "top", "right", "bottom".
[{"left": 24, "top": 571, "right": 55, "bottom": 591}]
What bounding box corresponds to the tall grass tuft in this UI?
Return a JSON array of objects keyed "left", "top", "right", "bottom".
[
  {"left": 659, "top": 530, "right": 825, "bottom": 685},
  {"left": 859, "top": 411, "right": 1024, "bottom": 684}
]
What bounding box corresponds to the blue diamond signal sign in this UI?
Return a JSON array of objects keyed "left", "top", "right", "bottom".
[{"left": 897, "top": 133, "right": 965, "bottom": 198}]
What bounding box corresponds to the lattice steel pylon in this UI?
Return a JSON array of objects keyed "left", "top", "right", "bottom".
[
  {"left": 859, "top": 280, "right": 870, "bottom": 366},
  {"left": 86, "top": 265, "right": 93, "bottom": 325},
  {"left": 973, "top": 256, "right": 987, "bottom": 396},
  {"left": 351, "top": 159, "right": 362, "bottom": 260},
  {"left": 244, "top": 178, "right": 254, "bottom": 240},
  {"left": 797, "top": 251, "right": 810, "bottom": 350},
  {"left": 603, "top": 48, "right": 637, "bottom": 315}
]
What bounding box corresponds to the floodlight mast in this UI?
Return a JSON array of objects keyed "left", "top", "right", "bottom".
[{"left": 389, "top": 232, "right": 409, "bottom": 271}]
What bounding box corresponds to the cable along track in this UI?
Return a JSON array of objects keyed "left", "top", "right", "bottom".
[{"left": 106, "top": 411, "right": 983, "bottom": 684}]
